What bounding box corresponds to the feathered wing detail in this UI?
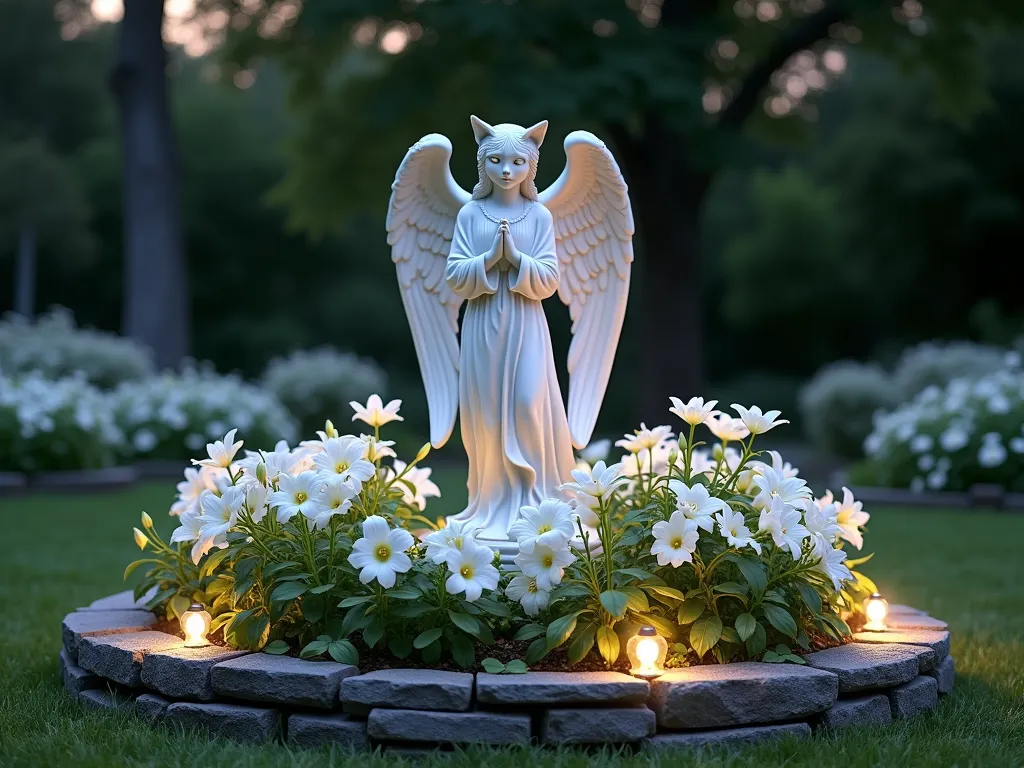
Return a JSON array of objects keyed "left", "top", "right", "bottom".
[
  {"left": 386, "top": 134, "right": 472, "bottom": 448},
  {"left": 539, "top": 131, "right": 634, "bottom": 450}
]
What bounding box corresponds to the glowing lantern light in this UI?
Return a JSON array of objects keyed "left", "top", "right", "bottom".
[
  {"left": 181, "top": 603, "right": 212, "bottom": 647},
  {"left": 863, "top": 592, "right": 889, "bottom": 632},
  {"left": 626, "top": 626, "right": 668, "bottom": 678}
]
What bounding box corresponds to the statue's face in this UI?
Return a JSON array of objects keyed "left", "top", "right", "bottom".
[{"left": 483, "top": 141, "right": 530, "bottom": 190}]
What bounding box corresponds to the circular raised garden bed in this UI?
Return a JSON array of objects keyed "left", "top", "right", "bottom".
[{"left": 59, "top": 590, "right": 955, "bottom": 753}]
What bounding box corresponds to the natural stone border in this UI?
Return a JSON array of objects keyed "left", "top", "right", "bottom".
[{"left": 59, "top": 591, "right": 956, "bottom": 750}]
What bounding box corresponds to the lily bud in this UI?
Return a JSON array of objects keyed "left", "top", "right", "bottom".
[
  {"left": 141, "top": 511, "right": 153, "bottom": 529},
  {"left": 256, "top": 461, "right": 267, "bottom": 485},
  {"left": 666, "top": 449, "right": 679, "bottom": 468},
  {"left": 133, "top": 527, "right": 150, "bottom": 550},
  {"left": 325, "top": 419, "right": 338, "bottom": 438},
  {"left": 415, "top": 442, "right": 432, "bottom": 463}
]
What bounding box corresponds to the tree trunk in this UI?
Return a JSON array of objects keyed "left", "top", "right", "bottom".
[
  {"left": 14, "top": 224, "right": 36, "bottom": 318},
  {"left": 112, "top": 0, "right": 188, "bottom": 369},
  {"left": 613, "top": 120, "right": 712, "bottom": 425}
]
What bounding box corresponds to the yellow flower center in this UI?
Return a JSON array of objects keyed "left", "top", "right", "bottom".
[
  {"left": 670, "top": 536, "right": 683, "bottom": 549},
  {"left": 295, "top": 491, "right": 308, "bottom": 503},
  {"left": 460, "top": 564, "right": 474, "bottom": 579},
  {"left": 527, "top": 579, "right": 539, "bottom": 594},
  {"left": 331, "top": 500, "right": 342, "bottom": 509},
  {"left": 537, "top": 524, "right": 552, "bottom": 534},
  {"left": 542, "top": 554, "right": 554, "bottom": 568},
  {"left": 375, "top": 545, "right": 391, "bottom": 562},
  {"left": 452, "top": 536, "right": 463, "bottom": 549},
  {"left": 335, "top": 460, "right": 350, "bottom": 473}
]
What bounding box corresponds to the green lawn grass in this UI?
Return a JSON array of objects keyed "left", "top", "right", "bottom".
[{"left": 1, "top": 479, "right": 1023, "bottom": 767}]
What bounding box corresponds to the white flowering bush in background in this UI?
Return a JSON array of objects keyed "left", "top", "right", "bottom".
[
  {"left": 860, "top": 368, "right": 1024, "bottom": 493},
  {"left": 892, "top": 341, "right": 1014, "bottom": 401},
  {"left": 112, "top": 365, "right": 298, "bottom": 461},
  {"left": 799, "top": 361, "right": 896, "bottom": 460},
  {"left": 127, "top": 395, "right": 874, "bottom": 671},
  {"left": 262, "top": 347, "right": 387, "bottom": 437},
  {"left": 0, "top": 371, "right": 123, "bottom": 472},
  {"left": 0, "top": 308, "right": 154, "bottom": 389}
]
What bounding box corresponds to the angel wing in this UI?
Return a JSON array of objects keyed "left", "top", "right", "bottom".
[
  {"left": 386, "top": 134, "right": 472, "bottom": 448},
  {"left": 539, "top": 131, "right": 634, "bottom": 450}
]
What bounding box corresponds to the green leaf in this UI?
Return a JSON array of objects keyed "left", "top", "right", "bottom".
[
  {"left": 763, "top": 589, "right": 788, "bottom": 605},
  {"left": 448, "top": 611, "right": 482, "bottom": 638},
  {"left": 362, "top": 621, "right": 384, "bottom": 649},
  {"left": 525, "top": 637, "right": 549, "bottom": 664},
  {"left": 474, "top": 597, "right": 511, "bottom": 618},
  {"left": 713, "top": 581, "right": 747, "bottom": 595},
  {"left": 762, "top": 650, "right": 782, "bottom": 662},
  {"left": 421, "top": 639, "right": 441, "bottom": 665},
  {"left": 546, "top": 611, "right": 581, "bottom": 650},
  {"left": 261, "top": 561, "right": 302, "bottom": 579},
  {"left": 168, "top": 594, "right": 191, "bottom": 620},
  {"left": 819, "top": 612, "right": 852, "bottom": 638},
  {"left": 620, "top": 586, "right": 650, "bottom": 613},
  {"left": 338, "top": 595, "right": 372, "bottom": 609},
  {"left": 643, "top": 614, "right": 679, "bottom": 640},
  {"left": 385, "top": 585, "right": 422, "bottom": 600},
  {"left": 263, "top": 639, "right": 290, "bottom": 655},
  {"left": 762, "top": 603, "right": 798, "bottom": 638},
  {"left": 301, "top": 594, "right": 326, "bottom": 624},
  {"left": 726, "top": 554, "right": 767, "bottom": 596},
  {"left": 745, "top": 621, "right": 767, "bottom": 656},
  {"left": 513, "top": 623, "right": 546, "bottom": 641},
  {"left": 308, "top": 583, "right": 336, "bottom": 595},
  {"left": 845, "top": 552, "right": 874, "bottom": 568},
  {"left": 481, "top": 657, "right": 506, "bottom": 674},
  {"left": 617, "top": 567, "right": 656, "bottom": 582},
  {"left": 735, "top": 613, "right": 757, "bottom": 642},
  {"left": 783, "top": 654, "right": 807, "bottom": 665},
  {"left": 599, "top": 590, "right": 628, "bottom": 619},
  {"left": 388, "top": 636, "right": 413, "bottom": 660},
  {"left": 391, "top": 602, "right": 434, "bottom": 618},
  {"left": 413, "top": 627, "right": 443, "bottom": 649},
  {"left": 596, "top": 625, "right": 620, "bottom": 664},
  {"left": 123, "top": 558, "right": 163, "bottom": 581},
  {"left": 270, "top": 581, "right": 308, "bottom": 603},
  {"left": 340, "top": 602, "right": 371, "bottom": 637},
  {"left": 328, "top": 639, "right": 359, "bottom": 665},
  {"left": 720, "top": 626, "right": 741, "bottom": 644},
  {"left": 567, "top": 625, "right": 596, "bottom": 665},
  {"left": 797, "top": 583, "right": 822, "bottom": 615},
  {"left": 677, "top": 598, "right": 706, "bottom": 625},
  {"left": 300, "top": 640, "right": 329, "bottom": 659},
  {"left": 552, "top": 583, "right": 592, "bottom": 599},
  {"left": 689, "top": 614, "right": 723, "bottom": 658},
  {"left": 642, "top": 584, "right": 685, "bottom": 601},
  {"left": 505, "top": 659, "right": 528, "bottom": 674},
  {"left": 450, "top": 633, "right": 475, "bottom": 668}
]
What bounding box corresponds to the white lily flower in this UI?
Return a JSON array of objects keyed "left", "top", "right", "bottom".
[
  {"left": 514, "top": 538, "right": 576, "bottom": 590},
  {"left": 801, "top": 498, "right": 843, "bottom": 543},
  {"left": 268, "top": 471, "right": 324, "bottom": 523},
  {"left": 828, "top": 487, "right": 870, "bottom": 550},
  {"left": 444, "top": 540, "right": 499, "bottom": 602},
  {"left": 650, "top": 511, "right": 700, "bottom": 567},
  {"left": 812, "top": 537, "right": 853, "bottom": 591},
  {"left": 361, "top": 434, "right": 397, "bottom": 462},
  {"left": 757, "top": 497, "right": 808, "bottom": 561},
  {"left": 348, "top": 515, "right": 414, "bottom": 588},
  {"left": 237, "top": 441, "right": 302, "bottom": 485},
  {"left": 308, "top": 476, "right": 358, "bottom": 530},
  {"left": 668, "top": 396, "right": 718, "bottom": 426},
  {"left": 751, "top": 466, "right": 812, "bottom": 511},
  {"left": 423, "top": 520, "right": 480, "bottom": 564},
  {"left": 667, "top": 480, "right": 727, "bottom": 532},
  {"left": 705, "top": 413, "right": 750, "bottom": 442},
  {"left": 191, "top": 428, "right": 243, "bottom": 469},
  {"left": 244, "top": 481, "right": 270, "bottom": 523},
  {"left": 509, "top": 499, "right": 576, "bottom": 549},
  {"left": 505, "top": 574, "right": 551, "bottom": 616},
  {"left": 389, "top": 459, "right": 441, "bottom": 511},
  {"left": 615, "top": 423, "right": 674, "bottom": 454},
  {"left": 313, "top": 436, "right": 375, "bottom": 488},
  {"left": 350, "top": 394, "right": 403, "bottom": 428},
  {"left": 715, "top": 508, "right": 761, "bottom": 555},
  {"left": 196, "top": 486, "right": 245, "bottom": 538},
  {"left": 170, "top": 467, "right": 217, "bottom": 517},
  {"left": 751, "top": 450, "right": 799, "bottom": 480},
  {"left": 731, "top": 404, "right": 789, "bottom": 435},
  {"left": 559, "top": 460, "right": 628, "bottom": 500}
]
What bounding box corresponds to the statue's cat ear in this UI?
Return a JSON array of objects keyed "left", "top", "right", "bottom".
[
  {"left": 523, "top": 120, "right": 548, "bottom": 148},
  {"left": 470, "top": 115, "right": 496, "bottom": 144}
]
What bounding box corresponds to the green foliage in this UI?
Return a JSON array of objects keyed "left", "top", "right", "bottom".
[{"left": 799, "top": 361, "right": 896, "bottom": 460}]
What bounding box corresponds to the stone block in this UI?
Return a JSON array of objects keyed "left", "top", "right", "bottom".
[
  {"left": 647, "top": 662, "right": 837, "bottom": 729},
  {"left": 78, "top": 631, "right": 182, "bottom": 688},
  {"left": 78, "top": 687, "right": 135, "bottom": 711},
  {"left": 643, "top": 723, "right": 810, "bottom": 752},
  {"left": 888, "top": 675, "right": 938, "bottom": 719},
  {"left": 366, "top": 708, "right": 531, "bottom": 745},
  {"left": 929, "top": 655, "right": 955, "bottom": 695},
  {"left": 817, "top": 694, "right": 892, "bottom": 729},
  {"left": 541, "top": 706, "right": 656, "bottom": 744},
  {"left": 340, "top": 669, "right": 473, "bottom": 712},
  {"left": 141, "top": 644, "right": 248, "bottom": 701},
  {"left": 853, "top": 630, "right": 950, "bottom": 661},
  {"left": 211, "top": 653, "right": 358, "bottom": 709},
  {"left": 81, "top": 589, "right": 155, "bottom": 612},
  {"left": 804, "top": 643, "right": 920, "bottom": 693},
  {"left": 888, "top": 604, "right": 928, "bottom": 616},
  {"left": 885, "top": 614, "right": 949, "bottom": 631},
  {"left": 61, "top": 610, "right": 156, "bottom": 660},
  {"left": 287, "top": 713, "right": 369, "bottom": 751},
  {"left": 475, "top": 671, "right": 649, "bottom": 706},
  {"left": 163, "top": 701, "right": 280, "bottom": 743},
  {"left": 135, "top": 693, "right": 171, "bottom": 724},
  {"left": 60, "top": 648, "right": 102, "bottom": 696}
]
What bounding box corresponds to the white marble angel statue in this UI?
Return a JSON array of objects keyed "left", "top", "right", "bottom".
[{"left": 386, "top": 116, "right": 633, "bottom": 551}]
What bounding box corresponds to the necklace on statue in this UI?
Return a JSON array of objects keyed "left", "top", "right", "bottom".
[{"left": 478, "top": 199, "right": 534, "bottom": 225}]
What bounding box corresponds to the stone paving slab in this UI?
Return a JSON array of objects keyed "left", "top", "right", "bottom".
[
  {"left": 367, "top": 708, "right": 531, "bottom": 745},
  {"left": 894, "top": 643, "right": 937, "bottom": 673},
  {"left": 885, "top": 614, "right": 949, "bottom": 631},
  {"left": 804, "top": 643, "right": 920, "bottom": 693},
  {"left": 340, "top": 669, "right": 473, "bottom": 712},
  {"left": 888, "top": 604, "right": 928, "bottom": 616},
  {"left": 135, "top": 693, "right": 172, "bottom": 724},
  {"left": 929, "top": 655, "right": 955, "bottom": 695},
  {"left": 288, "top": 713, "right": 369, "bottom": 751},
  {"left": 643, "top": 722, "right": 811, "bottom": 752},
  {"left": 853, "top": 630, "right": 950, "bottom": 661},
  {"left": 211, "top": 653, "right": 358, "bottom": 709},
  {"left": 62, "top": 610, "right": 157, "bottom": 660},
  {"left": 817, "top": 694, "right": 892, "bottom": 728},
  {"left": 541, "top": 706, "right": 656, "bottom": 744},
  {"left": 888, "top": 675, "right": 938, "bottom": 719},
  {"left": 475, "top": 671, "right": 650, "bottom": 706},
  {"left": 142, "top": 644, "right": 249, "bottom": 702},
  {"left": 80, "top": 589, "right": 155, "bottom": 612},
  {"left": 78, "top": 631, "right": 182, "bottom": 688},
  {"left": 78, "top": 687, "right": 135, "bottom": 711},
  {"left": 60, "top": 648, "right": 102, "bottom": 696},
  {"left": 648, "top": 662, "right": 838, "bottom": 729},
  {"left": 163, "top": 701, "right": 280, "bottom": 743}
]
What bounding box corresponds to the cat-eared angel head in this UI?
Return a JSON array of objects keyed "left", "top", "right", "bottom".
[{"left": 470, "top": 115, "right": 548, "bottom": 200}]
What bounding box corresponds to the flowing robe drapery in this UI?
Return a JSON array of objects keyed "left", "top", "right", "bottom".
[{"left": 444, "top": 202, "right": 575, "bottom": 541}]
